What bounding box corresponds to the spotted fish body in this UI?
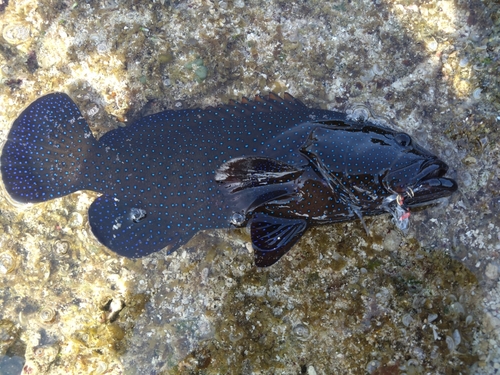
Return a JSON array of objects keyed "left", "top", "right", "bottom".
[{"left": 1, "top": 93, "right": 457, "bottom": 266}]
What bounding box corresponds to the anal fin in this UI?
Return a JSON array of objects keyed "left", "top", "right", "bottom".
[{"left": 88, "top": 194, "right": 178, "bottom": 258}]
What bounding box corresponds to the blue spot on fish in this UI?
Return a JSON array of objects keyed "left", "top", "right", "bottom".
[{"left": 1, "top": 92, "right": 457, "bottom": 266}]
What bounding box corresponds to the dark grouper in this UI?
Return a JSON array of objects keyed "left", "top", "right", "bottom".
[{"left": 1, "top": 92, "right": 457, "bottom": 266}]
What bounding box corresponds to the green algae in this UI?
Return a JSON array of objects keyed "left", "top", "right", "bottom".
[{"left": 183, "top": 58, "right": 208, "bottom": 82}]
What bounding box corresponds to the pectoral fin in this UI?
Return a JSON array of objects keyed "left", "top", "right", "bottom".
[
  {"left": 215, "top": 156, "right": 303, "bottom": 193},
  {"left": 250, "top": 213, "right": 308, "bottom": 267}
]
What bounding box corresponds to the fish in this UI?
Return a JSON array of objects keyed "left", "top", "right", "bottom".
[{"left": 1, "top": 92, "right": 457, "bottom": 266}]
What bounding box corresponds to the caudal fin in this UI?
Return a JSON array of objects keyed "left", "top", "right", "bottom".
[{"left": 1, "top": 93, "right": 97, "bottom": 203}]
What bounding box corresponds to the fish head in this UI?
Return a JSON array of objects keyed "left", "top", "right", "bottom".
[
  {"left": 300, "top": 122, "right": 457, "bottom": 210},
  {"left": 377, "top": 130, "right": 458, "bottom": 207}
]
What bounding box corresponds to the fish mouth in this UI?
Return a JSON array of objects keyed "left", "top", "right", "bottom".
[{"left": 405, "top": 159, "right": 457, "bottom": 207}]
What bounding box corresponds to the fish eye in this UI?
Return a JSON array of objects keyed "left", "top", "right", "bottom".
[{"left": 394, "top": 133, "right": 411, "bottom": 147}]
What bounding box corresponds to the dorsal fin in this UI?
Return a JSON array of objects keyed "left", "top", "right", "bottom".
[
  {"left": 211, "top": 92, "right": 307, "bottom": 118},
  {"left": 283, "top": 92, "right": 294, "bottom": 102},
  {"left": 253, "top": 94, "right": 266, "bottom": 103},
  {"left": 267, "top": 92, "right": 281, "bottom": 101}
]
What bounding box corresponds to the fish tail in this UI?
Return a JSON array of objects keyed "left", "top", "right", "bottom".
[{"left": 1, "top": 93, "right": 97, "bottom": 203}]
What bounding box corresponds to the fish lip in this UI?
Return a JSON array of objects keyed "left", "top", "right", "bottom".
[
  {"left": 418, "top": 159, "right": 448, "bottom": 180},
  {"left": 405, "top": 159, "right": 457, "bottom": 206}
]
